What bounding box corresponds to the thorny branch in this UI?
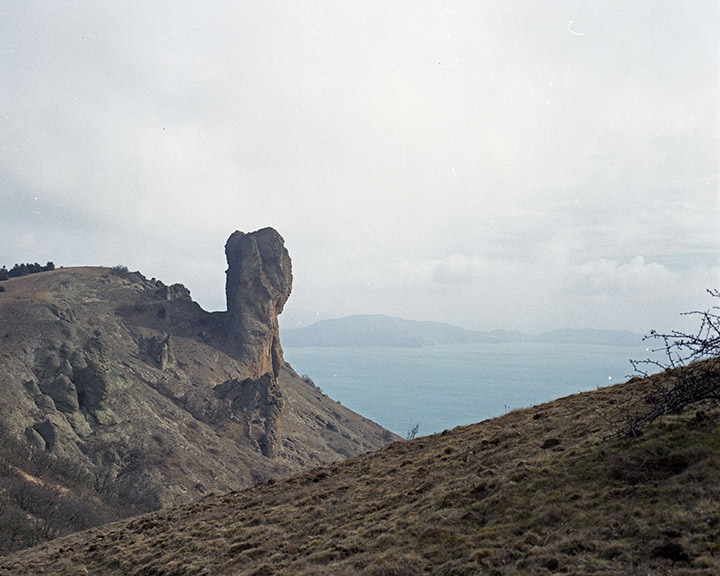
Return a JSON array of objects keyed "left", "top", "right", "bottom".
[{"left": 618, "top": 289, "right": 720, "bottom": 437}]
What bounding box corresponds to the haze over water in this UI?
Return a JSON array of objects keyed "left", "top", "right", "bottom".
[{"left": 284, "top": 340, "right": 657, "bottom": 437}]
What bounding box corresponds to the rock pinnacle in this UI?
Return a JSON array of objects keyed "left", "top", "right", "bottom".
[{"left": 225, "top": 228, "right": 292, "bottom": 379}]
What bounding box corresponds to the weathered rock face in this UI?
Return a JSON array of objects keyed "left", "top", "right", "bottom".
[
  {"left": 225, "top": 228, "right": 293, "bottom": 379},
  {"left": 0, "top": 239, "right": 397, "bottom": 556},
  {"left": 212, "top": 373, "right": 283, "bottom": 458}
]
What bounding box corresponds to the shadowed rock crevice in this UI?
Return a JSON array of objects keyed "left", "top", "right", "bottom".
[{"left": 138, "top": 334, "right": 174, "bottom": 370}]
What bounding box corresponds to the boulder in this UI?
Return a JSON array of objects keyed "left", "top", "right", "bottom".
[{"left": 39, "top": 374, "right": 79, "bottom": 414}]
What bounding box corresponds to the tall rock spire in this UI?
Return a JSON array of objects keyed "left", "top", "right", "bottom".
[{"left": 224, "top": 228, "right": 293, "bottom": 379}]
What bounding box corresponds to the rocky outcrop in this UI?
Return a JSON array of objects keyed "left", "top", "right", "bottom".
[
  {"left": 212, "top": 374, "right": 283, "bottom": 458},
  {"left": 0, "top": 240, "right": 396, "bottom": 556},
  {"left": 138, "top": 334, "right": 174, "bottom": 370},
  {"left": 225, "top": 228, "right": 293, "bottom": 379}
]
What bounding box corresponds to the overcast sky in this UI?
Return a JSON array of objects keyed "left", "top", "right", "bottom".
[{"left": 1, "top": 1, "right": 718, "bottom": 333}]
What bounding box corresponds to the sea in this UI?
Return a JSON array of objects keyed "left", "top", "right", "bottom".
[{"left": 283, "top": 341, "right": 659, "bottom": 437}]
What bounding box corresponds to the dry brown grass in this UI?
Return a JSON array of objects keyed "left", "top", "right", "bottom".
[{"left": 1, "top": 370, "right": 719, "bottom": 575}]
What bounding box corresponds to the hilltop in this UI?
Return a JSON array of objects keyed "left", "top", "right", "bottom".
[
  {"left": 0, "top": 229, "right": 396, "bottom": 554},
  {"left": 1, "top": 365, "right": 718, "bottom": 575}
]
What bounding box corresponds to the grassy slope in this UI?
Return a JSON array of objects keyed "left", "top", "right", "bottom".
[{"left": 1, "top": 372, "right": 719, "bottom": 575}]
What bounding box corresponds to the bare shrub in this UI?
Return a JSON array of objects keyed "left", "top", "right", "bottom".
[
  {"left": 406, "top": 422, "right": 420, "bottom": 440},
  {"left": 623, "top": 289, "right": 720, "bottom": 436},
  {"left": 110, "top": 265, "right": 130, "bottom": 276}
]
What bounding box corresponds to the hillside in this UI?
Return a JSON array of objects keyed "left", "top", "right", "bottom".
[
  {"left": 281, "top": 314, "right": 644, "bottom": 348},
  {"left": 1, "top": 366, "right": 718, "bottom": 575},
  {"left": 0, "top": 229, "right": 396, "bottom": 554}
]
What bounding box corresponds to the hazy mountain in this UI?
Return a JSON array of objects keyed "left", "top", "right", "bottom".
[
  {"left": 2, "top": 366, "right": 717, "bottom": 575},
  {"left": 282, "top": 314, "right": 645, "bottom": 348},
  {"left": 281, "top": 315, "right": 500, "bottom": 347}
]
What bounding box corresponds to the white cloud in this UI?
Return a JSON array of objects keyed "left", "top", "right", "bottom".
[
  {"left": 573, "top": 256, "right": 675, "bottom": 294},
  {"left": 431, "top": 255, "right": 488, "bottom": 285},
  {"left": 0, "top": 1, "right": 717, "bottom": 332}
]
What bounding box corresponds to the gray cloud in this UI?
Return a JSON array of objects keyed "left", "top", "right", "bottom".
[{"left": 1, "top": 1, "right": 717, "bottom": 333}]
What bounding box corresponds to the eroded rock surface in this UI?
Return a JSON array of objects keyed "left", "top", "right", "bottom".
[
  {"left": 225, "top": 228, "right": 293, "bottom": 379},
  {"left": 0, "top": 234, "right": 396, "bottom": 555}
]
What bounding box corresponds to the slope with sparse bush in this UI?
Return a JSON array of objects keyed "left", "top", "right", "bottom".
[{"left": 1, "top": 364, "right": 718, "bottom": 575}]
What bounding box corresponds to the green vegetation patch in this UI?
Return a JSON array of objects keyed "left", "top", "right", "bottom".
[{"left": 0, "top": 262, "right": 55, "bottom": 281}]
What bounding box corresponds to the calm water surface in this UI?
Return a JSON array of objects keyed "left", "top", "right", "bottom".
[{"left": 283, "top": 341, "right": 656, "bottom": 437}]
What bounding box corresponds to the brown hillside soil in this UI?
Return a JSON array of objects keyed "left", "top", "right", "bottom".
[{"left": 1, "top": 371, "right": 718, "bottom": 575}]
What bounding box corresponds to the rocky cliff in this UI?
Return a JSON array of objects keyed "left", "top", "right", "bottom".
[
  {"left": 224, "top": 227, "right": 292, "bottom": 379},
  {"left": 0, "top": 229, "right": 396, "bottom": 554}
]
